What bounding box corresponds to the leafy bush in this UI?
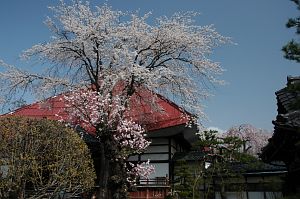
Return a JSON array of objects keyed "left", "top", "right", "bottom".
[{"left": 0, "top": 116, "right": 96, "bottom": 199}]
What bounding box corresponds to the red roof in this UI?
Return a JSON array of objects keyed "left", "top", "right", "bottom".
[{"left": 6, "top": 90, "right": 189, "bottom": 132}]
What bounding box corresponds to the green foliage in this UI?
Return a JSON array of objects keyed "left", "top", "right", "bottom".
[
  {"left": 174, "top": 130, "right": 259, "bottom": 199},
  {"left": 280, "top": 193, "right": 300, "bottom": 199},
  {"left": 173, "top": 160, "right": 195, "bottom": 198},
  {"left": 0, "top": 116, "right": 96, "bottom": 199},
  {"left": 192, "top": 130, "right": 222, "bottom": 150},
  {"left": 282, "top": 41, "right": 300, "bottom": 63},
  {"left": 282, "top": 0, "right": 300, "bottom": 63}
]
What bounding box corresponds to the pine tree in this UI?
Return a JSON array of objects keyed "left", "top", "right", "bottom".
[{"left": 282, "top": 0, "right": 300, "bottom": 63}]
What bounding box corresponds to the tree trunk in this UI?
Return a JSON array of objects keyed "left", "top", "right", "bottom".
[
  {"left": 16, "top": 180, "right": 25, "bottom": 199},
  {"left": 97, "top": 144, "right": 110, "bottom": 199},
  {"left": 95, "top": 127, "right": 129, "bottom": 199},
  {"left": 220, "top": 184, "right": 227, "bottom": 199}
]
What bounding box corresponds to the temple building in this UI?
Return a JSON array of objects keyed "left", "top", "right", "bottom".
[
  {"left": 261, "top": 76, "right": 300, "bottom": 196},
  {"left": 5, "top": 91, "right": 198, "bottom": 199}
]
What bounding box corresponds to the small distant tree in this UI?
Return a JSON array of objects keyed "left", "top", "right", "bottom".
[
  {"left": 282, "top": 0, "right": 300, "bottom": 63},
  {"left": 0, "top": 117, "right": 96, "bottom": 199},
  {"left": 225, "top": 124, "right": 271, "bottom": 156}
]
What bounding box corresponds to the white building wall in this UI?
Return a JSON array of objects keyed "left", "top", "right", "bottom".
[
  {"left": 139, "top": 163, "right": 169, "bottom": 185},
  {"left": 170, "top": 138, "right": 177, "bottom": 158},
  {"left": 141, "top": 154, "right": 169, "bottom": 161},
  {"left": 149, "top": 163, "right": 169, "bottom": 178},
  {"left": 128, "top": 155, "right": 138, "bottom": 161},
  {"left": 215, "top": 192, "right": 282, "bottom": 199},
  {"left": 146, "top": 145, "right": 168, "bottom": 153}
]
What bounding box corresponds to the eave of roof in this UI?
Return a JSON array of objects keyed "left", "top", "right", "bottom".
[{"left": 4, "top": 90, "right": 192, "bottom": 133}]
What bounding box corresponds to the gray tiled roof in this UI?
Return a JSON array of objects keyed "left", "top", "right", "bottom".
[
  {"left": 229, "top": 161, "right": 287, "bottom": 174},
  {"left": 275, "top": 110, "right": 300, "bottom": 129},
  {"left": 260, "top": 76, "right": 300, "bottom": 162},
  {"left": 275, "top": 76, "right": 300, "bottom": 114},
  {"left": 274, "top": 76, "right": 300, "bottom": 128}
]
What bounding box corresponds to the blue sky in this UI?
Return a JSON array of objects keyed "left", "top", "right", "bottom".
[{"left": 0, "top": 0, "right": 299, "bottom": 131}]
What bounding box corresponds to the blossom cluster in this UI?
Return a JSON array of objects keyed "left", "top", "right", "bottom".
[
  {"left": 128, "top": 160, "right": 155, "bottom": 181},
  {"left": 63, "top": 88, "right": 125, "bottom": 130},
  {"left": 115, "top": 120, "right": 150, "bottom": 154},
  {"left": 63, "top": 88, "right": 154, "bottom": 179}
]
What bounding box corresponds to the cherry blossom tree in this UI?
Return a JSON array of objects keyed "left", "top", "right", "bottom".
[
  {"left": 63, "top": 88, "right": 154, "bottom": 198},
  {"left": 225, "top": 124, "right": 272, "bottom": 157},
  {"left": 0, "top": 1, "right": 229, "bottom": 198}
]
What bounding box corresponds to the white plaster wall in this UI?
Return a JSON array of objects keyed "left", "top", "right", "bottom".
[
  {"left": 215, "top": 192, "right": 282, "bottom": 199},
  {"left": 146, "top": 145, "right": 168, "bottom": 153},
  {"left": 141, "top": 154, "right": 168, "bottom": 161},
  {"left": 149, "top": 163, "right": 169, "bottom": 179},
  {"left": 128, "top": 155, "right": 138, "bottom": 161}
]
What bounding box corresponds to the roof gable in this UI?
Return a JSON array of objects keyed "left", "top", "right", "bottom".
[{"left": 6, "top": 90, "right": 189, "bottom": 132}]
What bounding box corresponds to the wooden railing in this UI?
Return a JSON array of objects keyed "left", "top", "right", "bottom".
[{"left": 136, "top": 177, "right": 169, "bottom": 187}]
